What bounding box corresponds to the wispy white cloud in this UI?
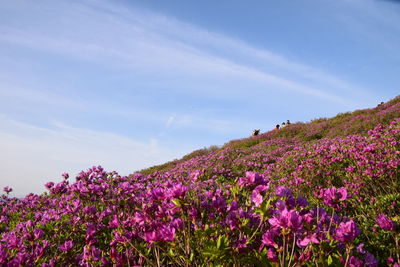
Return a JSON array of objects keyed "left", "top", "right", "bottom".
[
  {"left": 0, "top": 0, "right": 375, "bottom": 105},
  {"left": 165, "top": 115, "right": 176, "bottom": 128},
  {"left": 160, "top": 111, "right": 268, "bottom": 138},
  {"left": 0, "top": 77, "right": 259, "bottom": 141},
  {"left": 0, "top": 115, "right": 184, "bottom": 196},
  {"left": 118, "top": 6, "right": 371, "bottom": 99},
  {"left": 0, "top": 78, "right": 171, "bottom": 128},
  {"left": 0, "top": 80, "right": 83, "bottom": 109}
]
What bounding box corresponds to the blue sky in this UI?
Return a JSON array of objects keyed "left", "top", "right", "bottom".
[{"left": 1, "top": 0, "right": 399, "bottom": 196}]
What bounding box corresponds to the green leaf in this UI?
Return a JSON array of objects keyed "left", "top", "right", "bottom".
[
  {"left": 217, "top": 235, "right": 222, "bottom": 250},
  {"left": 262, "top": 198, "right": 272, "bottom": 216},
  {"left": 169, "top": 248, "right": 175, "bottom": 257},
  {"left": 327, "top": 255, "right": 333, "bottom": 265},
  {"left": 171, "top": 199, "right": 181, "bottom": 207}
]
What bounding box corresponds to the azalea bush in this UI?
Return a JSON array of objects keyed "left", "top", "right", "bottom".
[
  {"left": 1, "top": 170, "right": 390, "bottom": 266},
  {"left": 0, "top": 99, "right": 399, "bottom": 266}
]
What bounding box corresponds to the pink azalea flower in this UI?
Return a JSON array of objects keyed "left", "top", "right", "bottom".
[
  {"left": 59, "top": 240, "right": 73, "bottom": 252},
  {"left": 334, "top": 220, "right": 360, "bottom": 243},
  {"left": 376, "top": 214, "right": 395, "bottom": 231}
]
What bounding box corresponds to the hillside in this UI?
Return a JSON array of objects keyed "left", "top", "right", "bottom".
[
  {"left": 0, "top": 97, "right": 399, "bottom": 266},
  {"left": 138, "top": 96, "right": 400, "bottom": 175}
]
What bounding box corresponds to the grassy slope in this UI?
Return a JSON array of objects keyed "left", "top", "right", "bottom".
[{"left": 137, "top": 96, "right": 400, "bottom": 176}]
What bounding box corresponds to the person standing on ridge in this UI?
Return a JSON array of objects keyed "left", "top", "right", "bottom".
[{"left": 252, "top": 129, "right": 260, "bottom": 136}]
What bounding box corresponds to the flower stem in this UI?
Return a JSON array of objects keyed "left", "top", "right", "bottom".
[
  {"left": 395, "top": 235, "right": 399, "bottom": 263},
  {"left": 287, "top": 233, "right": 296, "bottom": 267},
  {"left": 344, "top": 246, "right": 350, "bottom": 267}
]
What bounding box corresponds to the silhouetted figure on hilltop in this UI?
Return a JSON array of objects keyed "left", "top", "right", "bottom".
[
  {"left": 275, "top": 124, "right": 280, "bottom": 130},
  {"left": 286, "top": 120, "right": 291, "bottom": 125},
  {"left": 252, "top": 129, "right": 260, "bottom": 136}
]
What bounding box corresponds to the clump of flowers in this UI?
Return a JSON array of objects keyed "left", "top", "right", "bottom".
[
  {"left": 320, "top": 187, "right": 349, "bottom": 210},
  {"left": 376, "top": 214, "right": 396, "bottom": 231},
  {"left": 2, "top": 186, "right": 12, "bottom": 194}
]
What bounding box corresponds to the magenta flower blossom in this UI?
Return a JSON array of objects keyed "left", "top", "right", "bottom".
[
  {"left": 189, "top": 170, "right": 202, "bottom": 181},
  {"left": 269, "top": 209, "right": 303, "bottom": 230},
  {"left": 83, "top": 206, "right": 96, "bottom": 214},
  {"left": 144, "top": 225, "right": 176, "bottom": 243},
  {"left": 275, "top": 186, "right": 292, "bottom": 197},
  {"left": 110, "top": 231, "right": 128, "bottom": 246},
  {"left": 251, "top": 190, "right": 263, "bottom": 207},
  {"left": 85, "top": 224, "right": 97, "bottom": 241},
  {"left": 299, "top": 250, "right": 311, "bottom": 262},
  {"left": 298, "top": 233, "right": 319, "bottom": 247},
  {"left": 143, "top": 231, "right": 157, "bottom": 243},
  {"left": 132, "top": 212, "right": 147, "bottom": 226},
  {"left": 91, "top": 246, "right": 102, "bottom": 261},
  {"left": 297, "top": 195, "right": 308, "bottom": 208},
  {"left": 44, "top": 182, "right": 54, "bottom": 190},
  {"left": 151, "top": 187, "right": 166, "bottom": 200},
  {"left": 347, "top": 256, "right": 363, "bottom": 267},
  {"left": 251, "top": 185, "right": 268, "bottom": 207},
  {"left": 83, "top": 245, "right": 91, "bottom": 261},
  {"left": 171, "top": 183, "right": 188, "bottom": 198},
  {"left": 232, "top": 237, "right": 248, "bottom": 253},
  {"left": 61, "top": 172, "right": 69, "bottom": 179},
  {"left": 0, "top": 216, "right": 8, "bottom": 224},
  {"left": 267, "top": 248, "right": 278, "bottom": 262},
  {"left": 170, "top": 218, "right": 184, "bottom": 229},
  {"left": 356, "top": 243, "right": 366, "bottom": 254},
  {"left": 275, "top": 200, "right": 286, "bottom": 211},
  {"left": 364, "top": 253, "right": 378, "bottom": 267},
  {"left": 255, "top": 184, "right": 269, "bottom": 193},
  {"left": 261, "top": 229, "right": 279, "bottom": 248},
  {"left": 227, "top": 200, "right": 239, "bottom": 212},
  {"left": 268, "top": 213, "right": 288, "bottom": 229},
  {"left": 0, "top": 248, "right": 10, "bottom": 264},
  {"left": 119, "top": 182, "right": 131, "bottom": 190},
  {"left": 376, "top": 214, "right": 395, "bottom": 231},
  {"left": 334, "top": 220, "right": 360, "bottom": 243},
  {"left": 321, "top": 187, "right": 349, "bottom": 209},
  {"left": 33, "top": 228, "right": 44, "bottom": 239},
  {"left": 158, "top": 225, "right": 176, "bottom": 242},
  {"left": 108, "top": 215, "right": 119, "bottom": 228},
  {"left": 238, "top": 171, "right": 265, "bottom": 187},
  {"left": 287, "top": 210, "right": 303, "bottom": 230},
  {"left": 212, "top": 196, "right": 226, "bottom": 210},
  {"left": 387, "top": 257, "right": 395, "bottom": 265},
  {"left": 3, "top": 186, "right": 12, "bottom": 194},
  {"left": 59, "top": 240, "right": 73, "bottom": 252}
]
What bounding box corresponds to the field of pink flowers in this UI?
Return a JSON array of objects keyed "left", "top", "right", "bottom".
[{"left": 1, "top": 98, "right": 399, "bottom": 266}]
